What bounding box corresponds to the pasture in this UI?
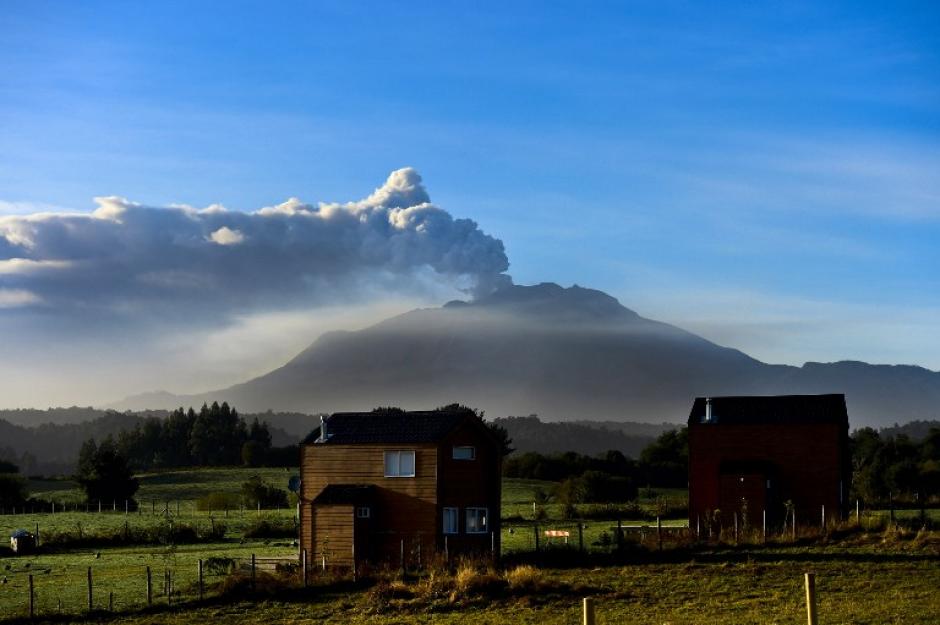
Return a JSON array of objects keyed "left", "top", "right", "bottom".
[{"left": 1, "top": 469, "right": 938, "bottom": 623}]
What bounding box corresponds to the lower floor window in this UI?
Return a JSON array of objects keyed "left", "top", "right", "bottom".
[
  {"left": 443, "top": 507, "right": 458, "bottom": 534},
  {"left": 466, "top": 507, "right": 488, "bottom": 533}
]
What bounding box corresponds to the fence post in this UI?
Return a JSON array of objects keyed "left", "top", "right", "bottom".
[
  {"left": 35, "top": 522, "right": 39, "bottom": 547},
  {"left": 444, "top": 536, "right": 449, "bottom": 562},
  {"left": 125, "top": 500, "right": 128, "bottom": 515},
  {"left": 534, "top": 524, "right": 540, "bottom": 553},
  {"left": 657, "top": 516, "right": 662, "bottom": 551},
  {"left": 112, "top": 499, "right": 116, "bottom": 512},
  {"left": 146, "top": 566, "right": 152, "bottom": 606},
  {"left": 855, "top": 499, "right": 860, "bottom": 525},
  {"left": 352, "top": 542, "right": 358, "bottom": 582},
  {"left": 251, "top": 554, "right": 256, "bottom": 591},
  {"left": 583, "top": 597, "right": 595, "bottom": 625},
  {"left": 198, "top": 559, "right": 204, "bottom": 601},
  {"left": 28, "top": 574, "right": 34, "bottom": 618},
  {"left": 167, "top": 570, "right": 172, "bottom": 606},
  {"left": 821, "top": 505, "right": 825, "bottom": 532},
  {"left": 578, "top": 522, "right": 584, "bottom": 553},
  {"left": 98, "top": 500, "right": 102, "bottom": 514},
  {"left": 108, "top": 591, "right": 113, "bottom": 612},
  {"left": 733, "top": 513, "right": 738, "bottom": 543},
  {"left": 762, "top": 509, "right": 767, "bottom": 543},
  {"left": 616, "top": 519, "right": 622, "bottom": 552},
  {"left": 302, "top": 549, "right": 308, "bottom": 588},
  {"left": 87, "top": 567, "right": 93, "bottom": 612},
  {"left": 400, "top": 539, "right": 405, "bottom": 577},
  {"left": 804, "top": 573, "right": 818, "bottom": 625}
]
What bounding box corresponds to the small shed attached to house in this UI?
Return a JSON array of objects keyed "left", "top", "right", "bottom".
[{"left": 688, "top": 394, "right": 851, "bottom": 531}]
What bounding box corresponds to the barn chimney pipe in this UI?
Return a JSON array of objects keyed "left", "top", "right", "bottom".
[
  {"left": 318, "top": 415, "right": 329, "bottom": 443},
  {"left": 705, "top": 398, "right": 713, "bottom": 423}
]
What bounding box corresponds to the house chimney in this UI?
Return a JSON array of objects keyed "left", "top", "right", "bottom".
[
  {"left": 704, "top": 398, "right": 713, "bottom": 423},
  {"left": 317, "top": 414, "right": 329, "bottom": 443}
]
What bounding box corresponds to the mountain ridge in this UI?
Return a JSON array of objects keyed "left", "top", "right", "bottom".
[{"left": 110, "top": 282, "right": 940, "bottom": 428}]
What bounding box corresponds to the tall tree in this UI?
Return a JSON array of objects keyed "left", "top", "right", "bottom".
[{"left": 75, "top": 437, "right": 139, "bottom": 504}]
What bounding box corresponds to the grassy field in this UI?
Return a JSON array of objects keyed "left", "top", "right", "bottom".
[
  {"left": 3, "top": 532, "right": 937, "bottom": 624},
  {"left": 2, "top": 469, "right": 939, "bottom": 623}
]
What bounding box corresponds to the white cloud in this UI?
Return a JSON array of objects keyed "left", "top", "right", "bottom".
[
  {"left": 0, "top": 288, "right": 40, "bottom": 308},
  {"left": 0, "top": 168, "right": 511, "bottom": 322},
  {"left": 208, "top": 227, "right": 245, "bottom": 245}
]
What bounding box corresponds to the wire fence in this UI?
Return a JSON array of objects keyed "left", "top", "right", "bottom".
[{"left": 1, "top": 554, "right": 299, "bottom": 619}]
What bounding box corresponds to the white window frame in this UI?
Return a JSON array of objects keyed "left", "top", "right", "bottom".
[
  {"left": 452, "top": 446, "right": 476, "bottom": 460},
  {"left": 443, "top": 507, "right": 459, "bottom": 534},
  {"left": 384, "top": 450, "right": 416, "bottom": 478},
  {"left": 356, "top": 506, "right": 371, "bottom": 519},
  {"left": 465, "top": 507, "right": 488, "bottom": 534}
]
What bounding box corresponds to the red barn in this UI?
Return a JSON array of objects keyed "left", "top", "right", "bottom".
[{"left": 688, "top": 394, "right": 850, "bottom": 531}]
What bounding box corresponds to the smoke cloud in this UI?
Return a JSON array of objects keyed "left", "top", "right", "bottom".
[{"left": 0, "top": 168, "right": 511, "bottom": 322}]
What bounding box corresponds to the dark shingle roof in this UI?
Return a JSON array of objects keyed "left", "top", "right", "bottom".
[
  {"left": 302, "top": 409, "right": 471, "bottom": 445},
  {"left": 312, "top": 484, "right": 375, "bottom": 505},
  {"left": 688, "top": 394, "right": 848, "bottom": 426}
]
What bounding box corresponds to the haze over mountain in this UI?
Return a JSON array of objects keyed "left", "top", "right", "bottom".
[{"left": 115, "top": 283, "right": 940, "bottom": 429}]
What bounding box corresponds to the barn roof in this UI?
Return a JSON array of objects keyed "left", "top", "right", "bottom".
[
  {"left": 312, "top": 484, "right": 375, "bottom": 505},
  {"left": 301, "top": 409, "right": 475, "bottom": 445},
  {"left": 687, "top": 394, "right": 848, "bottom": 426}
]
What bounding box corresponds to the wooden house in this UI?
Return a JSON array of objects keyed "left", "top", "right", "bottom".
[
  {"left": 688, "top": 394, "right": 850, "bottom": 531},
  {"left": 298, "top": 408, "right": 502, "bottom": 569}
]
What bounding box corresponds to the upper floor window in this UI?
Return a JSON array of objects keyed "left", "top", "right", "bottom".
[
  {"left": 466, "top": 507, "right": 488, "bottom": 534},
  {"left": 384, "top": 450, "right": 416, "bottom": 477},
  {"left": 452, "top": 446, "right": 476, "bottom": 460},
  {"left": 356, "top": 506, "right": 371, "bottom": 519}
]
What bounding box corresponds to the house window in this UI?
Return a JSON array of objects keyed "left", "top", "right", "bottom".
[
  {"left": 356, "top": 506, "right": 371, "bottom": 519},
  {"left": 443, "top": 507, "right": 459, "bottom": 534},
  {"left": 466, "top": 507, "right": 488, "bottom": 534},
  {"left": 384, "top": 450, "right": 416, "bottom": 477},
  {"left": 452, "top": 446, "right": 475, "bottom": 460}
]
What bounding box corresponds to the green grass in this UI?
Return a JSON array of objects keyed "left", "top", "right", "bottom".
[
  {"left": 5, "top": 533, "right": 938, "bottom": 624},
  {"left": 4, "top": 469, "right": 939, "bottom": 623}
]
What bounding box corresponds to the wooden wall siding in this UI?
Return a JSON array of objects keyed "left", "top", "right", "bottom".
[
  {"left": 689, "top": 422, "right": 848, "bottom": 528},
  {"left": 437, "top": 420, "right": 502, "bottom": 557},
  {"left": 312, "top": 505, "right": 354, "bottom": 567},
  {"left": 300, "top": 443, "right": 439, "bottom": 565}
]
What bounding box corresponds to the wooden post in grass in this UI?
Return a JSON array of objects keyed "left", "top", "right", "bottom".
[
  {"left": 352, "top": 543, "right": 357, "bottom": 582},
  {"left": 167, "top": 570, "right": 172, "bottom": 606},
  {"left": 821, "top": 505, "right": 825, "bottom": 532},
  {"left": 578, "top": 523, "right": 584, "bottom": 553},
  {"left": 28, "top": 574, "right": 34, "bottom": 618},
  {"left": 198, "top": 559, "right": 204, "bottom": 600},
  {"left": 112, "top": 499, "right": 116, "bottom": 512},
  {"left": 108, "top": 591, "right": 113, "bottom": 612},
  {"left": 762, "top": 509, "right": 767, "bottom": 543},
  {"left": 98, "top": 500, "right": 102, "bottom": 514},
  {"left": 804, "top": 573, "right": 818, "bottom": 625},
  {"left": 87, "top": 567, "right": 93, "bottom": 612},
  {"left": 146, "top": 567, "right": 152, "bottom": 606},
  {"left": 856, "top": 499, "right": 860, "bottom": 525},
  {"left": 582, "top": 597, "right": 595, "bottom": 625},
  {"left": 616, "top": 519, "right": 622, "bottom": 552},
  {"left": 657, "top": 516, "right": 662, "bottom": 551},
  {"left": 400, "top": 539, "right": 405, "bottom": 577},
  {"left": 302, "top": 549, "right": 308, "bottom": 587},
  {"left": 444, "top": 536, "right": 449, "bottom": 562},
  {"left": 251, "top": 554, "right": 257, "bottom": 591},
  {"left": 35, "top": 522, "right": 39, "bottom": 546},
  {"left": 534, "top": 524, "right": 540, "bottom": 553}
]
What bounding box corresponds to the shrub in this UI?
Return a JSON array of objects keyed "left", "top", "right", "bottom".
[
  {"left": 196, "top": 492, "right": 241, "bottom": 512},
  {"left": 241, "top": 475, "right": 289, "bottom": 509},
  {"left": 504, "top": 565, "right": 541, "bottom": 592},
  {"left": 243, "top": 516, "right": 296, "bottom": 539}
]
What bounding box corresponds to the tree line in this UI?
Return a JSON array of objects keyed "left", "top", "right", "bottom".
[
  {"left": 113, "top": 401, "right": 297, "bottom": 470},
  {"left": 851, "top": 426, "right": 940, "bottom": 505}
]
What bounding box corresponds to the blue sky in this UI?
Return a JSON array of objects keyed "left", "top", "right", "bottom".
[{"left": 1, "top": 1, "right": 938, "bottom": 405}]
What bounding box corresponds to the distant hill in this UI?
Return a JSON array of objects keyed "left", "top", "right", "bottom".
[{"left": 113, "top": 282, "right": 940, "bottom": 429}]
